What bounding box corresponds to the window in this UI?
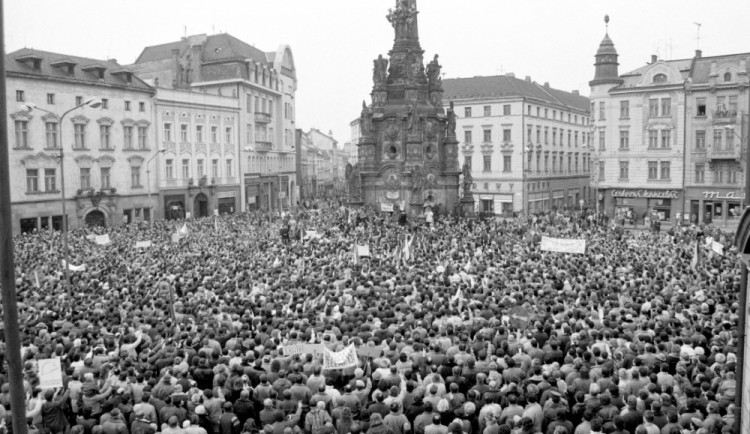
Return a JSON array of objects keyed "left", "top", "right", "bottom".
[
  {"left": 100, "top": 167, "right": 111, "bottom": 189},
  {"left": 247, "top": 94, "right": 252, "bottom": 112},
  {"left": 197, "top": 159, "right": 205, "bottom": 179},
  {"left": 714, "top": 130, "right": 723, "bottom": 150},
  {"left": 45, "top": 122, "right": 58, "bottom": 149},
  {"left": 80, "top": 168, "right": 91, "bottom": 189},
  {"left": 499, "top": 129, "right": 510, "bottom": 143},
  {"left": 544, "top": 109, "right": 548, "bottom": 118},
  {"left": 212, "top": 159, "right": 219, "bottom": 179},
  {"left": 544, "top": 127, "right": 549, "bottom": 144},
  {"left": 619, "top": 161, "right": 629, "bottom": 180},
  {"left": 536, "top": 126, "right": 541, "bottom": 143},
  {"left": 503, "top": 105, "right": 511, "bottom": 115},
  {"left": 661, "top": 98, "right": 671, "bottom": 116},
  {"left": 598, "top": 161, "right": 604, "bottom": 180},
  {"left": 648, "top": 99, "right": 659, "bottom": 117},
  {"left": 653, "top": 73, "right": 667, "bottom": 83},
  {"left": 724, "top": 72, "right": 732, "bottom": 82},
  {"left": 536, "top": 107, "right": 540, "bottom": 117},
  {"left": 75, "top": 96, "right": 83, "bottom": 106},
  {"left": 225, "top": 127, "right": 233, "bottom": 144},
  {"left": 598, "top": 130, "right": 605, "bottom": 150},
  {"left": 660, "top": 161, "right": 670, "bottom": 180},
  {"left": 44, "top": 169, "right": 56, "bottom": 191},
  {"left": 101, "top": 98, "right": 108, "bottom": 109},
  {"left": 226, "top": 159, "right": 233, "bottom": 177},
  {"left": 503, "top": 155, "right": 511, "bottom": 172},
  {"left": 464, "top": 156, "right": 472, "bottom": 171},
  {"left": 464, "top": 107, "right": 472, "bottom": 118},
  {"left": 247, "top": 124, "right": 254, "bottom": 144},
  {"left": 163, "top": 123, "right": 172, "bottom": 142},
  {"left": 695, "top": 164, "right": 705, "bottom": 183},
  {"left": 696, "top": 98, "right": 707, "bottom": 116},
  {"left": 26, "top": 169, "right": 39, "bottom": 192},
  {"left": 483, "top": 155, "right": 491, "bottom": 172},
  {"left": 166, "top": 159, "right": 174, "bottom": 180},
  {"left": 660, "top": 130, "right": 671, "bottom": 148},
  {"left": 47, "top": 93, "right": 55, "bottom": 105},
  {"left": 483, "top": 129, "right": 492, "bottom": 143},
  {"left": 726, "top": 128, "right": 735, "bottom": 149},
  {"left": 648, "top": 161, "right": 658, "bottom": 180},
  {"left": 598, "top": 102, "right": 605, "bottom": 120},
  {"left": 729, "top": 95, "right": 738, "bottom": 113},
  {"left": 125, "top": 101, "right": 131, "bottom": 111},
  {"left": 648, "top": 130, "right": 658, "bottom": 148},
  {"left": 695, "top": 130, "right": 706, "bottom": 150},
  {"left": 483, "top": 106, "right": 491, "bottom": 117},
  {"left": 123, "top": 126, "right": 133, "bottom": 149},
  {"left": 131, "top": 166, "right": 141, "bottom": 187},
  {"left": 180, "top": 124, "right": 189, "bottom": 142},
  {"left": 716, "top": 96, "right": 726, "bottom": 110},
  {"left": 16, "top": 90, "right": 24, "bottom": 102},
  {"left": 138, "top": 126, "right": 148, "bottom": 149},
  {"left": 182, "top": 159, "right": 190, "bottom": 179},
  {"left": 14, "top": 120, "right": 29, "bottom": 148},
  {"left": 254, "top": 97, "right": 259, "bottom": 112},
  {"left": 211, "top": 126, "right": 218, "bottom": 144},
  {"left": 74, "top": 124, "right": 86, "bottom": 149},
  {"left": 619, "top": 101, "right": 629, "bottom": 119},
  {"left": 552, "top": 129, "right": 557, "bottom": 145},
  {"left": 590, "top": 102, "right": 595, "bottom": 120},
  {"left": 196, "top": 125, "right": 204, "bottom": 143},
  {"left": 100, "top": 125, "right": 111, "bottom": 150},
  {"left": 536, "top": 154, "right": 541, "bottom": 173},
  {"left": 139, "top": 102, "right": 146, "bottom": 112},
  {"left": 714, "top": 168, "right": 723, "bottom": 184},
  {"left": 464, "top": 130, "right": 472, "bottom": 144},
  {"left": 619, "top": 130, "right": 629, "bottom": 149}
]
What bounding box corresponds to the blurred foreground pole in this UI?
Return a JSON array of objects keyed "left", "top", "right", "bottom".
[{"left": 0, "top": 1, "right": 29, "bottom": 433}]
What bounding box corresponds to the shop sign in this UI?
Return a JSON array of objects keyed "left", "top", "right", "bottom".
[
  {"left": 702, "top": 191, "right": 744, "bottom": 200},
  {"left": 611, "top": 189, "right": 680, "bottom": 199}
]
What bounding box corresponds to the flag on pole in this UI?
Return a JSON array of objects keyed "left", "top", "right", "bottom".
[{"left": 690, "top": 242, "right": 699, "bottom": 269}]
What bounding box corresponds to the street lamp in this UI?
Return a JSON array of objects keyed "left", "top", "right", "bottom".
[
  {"left": 19, "top": 97, "right": 102, "bottom": 287},
  {"left": 146, "top": 149, "right": 166, "bottom": 225}
]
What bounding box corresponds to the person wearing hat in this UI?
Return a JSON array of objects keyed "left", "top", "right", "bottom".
[
  {"left": 101, "top": 408, "right": 129, "bottom": 434},
  {"left": 219, "top": 401, "right": 241, "bottom": 434}
]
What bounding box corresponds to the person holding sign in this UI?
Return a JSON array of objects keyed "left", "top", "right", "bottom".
[{"left": 41, "top": 388, "right": 70, "bottom": 434}]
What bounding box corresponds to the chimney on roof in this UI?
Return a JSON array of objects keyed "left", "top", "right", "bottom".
[
  {"left": 525, "top": 76, "right": 531, "bottom": 82},
  {"left": 544, "top": 82, "right": 550, "bottom": 88},
  {"left": 505, "top": 72, "right": 515, "bottom": 78},
  {"left": 171, "top": 49, "right": 180, "bottom": 89},
  {"left": 651, "top": 54, "right": 658, "bottom": 64},
  {"left": 695, "top": 49, "right": 702, "bottom": 58},
  {"left": 572, "top": 90, "right": 579, "bottom": 95}
]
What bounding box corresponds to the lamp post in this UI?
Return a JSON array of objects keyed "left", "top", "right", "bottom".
[
  {"left": 146, "top": 149, "right": 166, "bottom": 225},
  {"left": 19, "top": 97, "right": 102, "bottom": 287}
]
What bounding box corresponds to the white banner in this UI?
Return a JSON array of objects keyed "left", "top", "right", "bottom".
[
  {"left": 357, "top": 245, "right": 371, "bottom": 257},
  {"left": 711, "top": 241, "right": 724, "bottom": 256},
  {"left": 94, "top": 234, "right": 111, "bottom": 245},
  {"left": 380, "top": 203, "right": 394, "bottom": 212},
  {"left": 323, "top": 344, "right": 359, "bottom": 371},
  {"left": 62, "top": 260, "right": 87, "bottom": 272},
  {"left": 135, "top": 241, "right": 152, "bottom": 249},
  {"left": 38, "top": 358, "right": 63, "bottom": 389},
  {"left": 540, "top": 236, "right": 586, "bottom": 254}
]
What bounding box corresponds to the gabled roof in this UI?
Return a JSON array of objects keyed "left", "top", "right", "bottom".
[
  {"left": 133, "top": 33, "right": 269, "bottom": 65},
  {"left": 6, "top": 48, "right": 153, "bottom": 92},
  {"left": 442, "top": 75, "right": 590, "bottom": 112}
]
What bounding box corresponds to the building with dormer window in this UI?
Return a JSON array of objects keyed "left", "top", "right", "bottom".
[
  {"left": 6, "top": 48, "right": 155, "bottom": 234},
  {"left": 443, "top": 75, "right": 591, "bottom": 216}
]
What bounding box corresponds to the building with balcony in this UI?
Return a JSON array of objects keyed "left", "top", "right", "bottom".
[
  {"left": 6, "top": 48, "right": 155, "bottom": 234},
  {"left": 443, "top": 74, "right": 591, "bottom": 215},
  {"left": 299, "top": 129, "right": 335, "bottom": 199},
  {"left": 151, "top": 88, "right": 241, "bottom": 219},
  {"left": 589, "top": 20, "right": 750, "bottom": 225},
  {"left": 130, "top": 33, "right": 297, "bottom": 212}
]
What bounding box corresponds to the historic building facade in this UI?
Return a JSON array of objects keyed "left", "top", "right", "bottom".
[
  {"left": 589, "top": 18, "right": 750, "bottom": 225},
  {"left": 443, "top": 75, "right": 591, "bottom": 215},
  {"left": 6, "top": 48, "right": 155, "bottom": 234},
  {"left": 130, "top": 33, "right": 297, "bottom": 213}
]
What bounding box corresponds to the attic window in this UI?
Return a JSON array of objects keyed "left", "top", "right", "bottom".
[
  {"left": 724, "top": 72, "right": 732, "bottom": 82},
  {"left": 653, "top": 73, "right": 667, "bottom": 83},
  {"left": 82, "top": 64, "right": 107, "bottom": 79},
  {"left": 16, "top": 54, "right": 43, "bottom": 71}
]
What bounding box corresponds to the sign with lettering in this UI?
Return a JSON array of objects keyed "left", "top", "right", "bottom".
[
  {"left": 702, "top": 191, "right": 745, "bottom": 200},
  {"left": 540, "top": 236, "right": 586, "bottom": 254},
  {"left": 323, "top": 344, "right": 359, "bottom": 370},
  {"left": 611, "top": 189, "right": 680, "bottom": 199},
  {"left": 39, "top": 358, "right": 63, "bottom": 389}
]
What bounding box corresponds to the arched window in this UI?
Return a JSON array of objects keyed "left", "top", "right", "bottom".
[
  {"left": 653, "top": 73, "right": 667, "bottom": 83},
  {"left": 724, "top": 72, "right": 732, "bottom": 82}
]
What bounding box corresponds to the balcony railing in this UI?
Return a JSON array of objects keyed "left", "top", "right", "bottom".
[
  {"left": 256, "top": 141, "right": 273, "bottom": 152},
  {"left": 708, "top": 145, "right": 741, "bottom": 161},
  {"left": 712, "top": 109, "right": 738, "bottom": 119},
  {"left": 255, "top": 112, "right": 272, "bottom": 123}
]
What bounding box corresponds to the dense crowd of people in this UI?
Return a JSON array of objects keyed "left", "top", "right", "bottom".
[{"left": 0, "top": 202, "right": 742, "bottom": 434}]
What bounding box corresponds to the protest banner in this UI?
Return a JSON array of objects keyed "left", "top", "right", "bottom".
[
  {"left": 712, "top": 241, "right": 724, "bottom": 256},
  {"left": 380, "top": 203, "right": 394, "bottom": 212},
  {"left": 282, "top": 343, "right": 326, "bottom": 358},
  {"left": 323, "top": 344, "right": 359, "bottom": 370},
  {"left": 135, "top": 241, "right": 152, "bottom": 249},
  {"left": 540, "top": 236, "right": 586, "bottom": 254},
  {"left": 357, "top": 345, "right": 383, "bottom": 359},
  {"left": 357, "top": 245, "right": 371, "bottom": 257},
  {"left": 62, "top": 260, "right": 87, "bottom": 272},
  {"left": 38, "top": 358, "right": 63, "bottom": 389},
  {"left": 95, "top": 234, "right": 111, "bottom": 245}
]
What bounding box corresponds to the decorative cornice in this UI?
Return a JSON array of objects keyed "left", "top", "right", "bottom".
[
  {"left": 97, "top": 117, "right": 115, "bottom": 126},
  {"left": 10, "top": 110, "right": 33, "bottom": 121},
  {"left": 70, "top": 115, "right": 90, "bottom": 125},
  {"left": 127, "top": 155, "right": 145, "bottom": 166}
]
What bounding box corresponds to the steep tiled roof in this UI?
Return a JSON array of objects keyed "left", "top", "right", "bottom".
[
  {"left": 691, "top": 53, "right": 750, "bottom": 84},
  {"left": 134, "top": 33, "right": 269, "bottom": 65},
  {"left": 7, "top": 48, "right": 153, "bottom": 92},
  {"left": 443, "top": 75, "right": 589, "bottom": 112}
]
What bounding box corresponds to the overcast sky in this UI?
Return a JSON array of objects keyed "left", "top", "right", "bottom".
[{"left": 6, "top": 0, "right": 750, "bottom": 145}]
